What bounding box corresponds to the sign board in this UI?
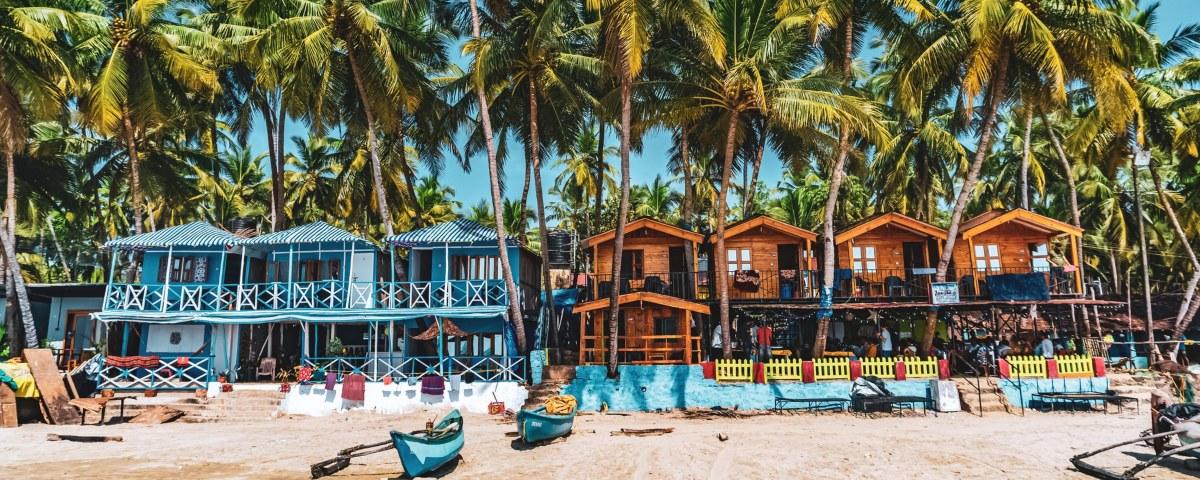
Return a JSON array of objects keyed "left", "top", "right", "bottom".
[{"left": 930, "top": 282, "right": 960, "bottom": 305}]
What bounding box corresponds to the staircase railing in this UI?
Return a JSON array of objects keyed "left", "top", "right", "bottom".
[{"left": 949, "top": 350, "right": 984, "bottom": 417}]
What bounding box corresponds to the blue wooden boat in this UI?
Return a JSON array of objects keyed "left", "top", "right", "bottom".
[
  {"left": 517, "top": 406, "right": 576, "bottom": 443},
  {"left": 390, "top": 409, "right": 464, "bottom": 477}
]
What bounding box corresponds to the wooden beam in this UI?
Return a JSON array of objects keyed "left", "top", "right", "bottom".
[
  {"left": 1070, "top": 234, "right": 1083, "bottom": 294},
  {"left": 725, "top": 215, "right": 817, "bottom": 241},
  {"left": 834, "top": 212, "right": 947, "bottom": 245},
  {"left": 573, "top": 292, "right": 711, "bottom": 315},
  {"left": 585, "top": 218, "right": 703, "bottom": 247},
  {"left": 961, "top": 209, "right": 1083, "bottom": 240}
]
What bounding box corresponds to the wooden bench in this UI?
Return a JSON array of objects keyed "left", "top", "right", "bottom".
[
  {"left": 773, "top": 397, "right": 848, "bottom": 413},
  {"left": 69, "top": 396, "right": 136, "bottom": 425},
  {"left": 1032, "top": 392, "right": 1139, "bottom": 415},
  {"left": 853, "top": 395, "right": 930, "bottom": 415}
]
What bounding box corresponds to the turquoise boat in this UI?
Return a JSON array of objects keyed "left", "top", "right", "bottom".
[
  {"left": 517, "top": 406, "right": 576, "bottom": 444},
  {"left": 390, "top": 409, "right": 464, "bottom": 477}
]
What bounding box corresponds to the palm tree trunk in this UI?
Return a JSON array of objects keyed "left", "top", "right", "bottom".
[
  {"left": 1020, "top": 109, "right": 1033, "bottom": 210},
  {"left": 1148, "top": 160, "right": 1200, "bottom": 360},
  {"left": 814, "top": 17, "right": 855, "bottom": 358},
  {"left": 3, "top": 146, "right": 19, "bottom": 354},
  {"left": 529, "top": 75, "right": 556, "bottom": 349},
  {"left": 745, "top": 123, "right": 765, "bottom": 215},
  {"left": 520, "top": 151, "right": 532, "bottom": 219},
  {"left": 347, "top": 51, "right": 395, "bottom": 238},
  {"left": 606, "top": 71, "right": 634, "bottom": 378},
  {"left": 274, "top": 98, "right": 288, "bottom": 231},
  {"left": 594, "top": 120, "right": 605, "bottom": 234},
  {"left": 0, "top": 224, "right": 37, "bottom": 350},
  {"left": 121, "top": 114, "right": 144, "bottom": 235},
  {"left": 396, "top": 106, "right": 424, "bottom": 228},
  {"left": 680, "top": 127, "right": 694, "bottom": 225},
  {"left": 1130, "top": 154, "right": 1161, "bottom": 362},
  {"left": 924, "top": 55, "right": 1009, "bottom": 354},
  {"left": 468, "top": 0, "right": 527, "bottom": 353},
  {"left": 1041, "top": 111, "right": 1094, "bottom": 333},
  {"left": 716, "top": 110, "right": 739, "bottom": 358}
]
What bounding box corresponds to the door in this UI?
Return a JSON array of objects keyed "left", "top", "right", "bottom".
[{"left": 411, "top": 250, "right": 433, "bottom": 281}]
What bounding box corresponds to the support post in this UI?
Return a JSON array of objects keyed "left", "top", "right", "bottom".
[
  {"left": 1069, "top": 234, "right": 1083, "bottom": 294},
  {"left": 161, "top": 245, "right": 174, "bottom": 312},
  {"left": 237, "top": 246, "right": 247, "bottom": 311}
]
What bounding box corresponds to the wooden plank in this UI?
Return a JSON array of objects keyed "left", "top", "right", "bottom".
[
  {"left": 47, "top": 433, "right": 123, "bottom": 442},
  {"left": 0, "top": 384, "right": 17, "bottom": 428},
  {"left": 128, "top": 405, "right": 184, "bottom": 424},
  {"left": 24, "top": 349, "right": 80, "bottom": 425}
]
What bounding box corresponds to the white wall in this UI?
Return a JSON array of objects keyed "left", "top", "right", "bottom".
[
  {"left": 45, "top": 296, "right": 104, "bottom": 346},
  {"left": 145, "top": 324, "right": 207, "bottom": 353},
  {"left": 281, "top": 381, "right": 528, "bottom": 416}
]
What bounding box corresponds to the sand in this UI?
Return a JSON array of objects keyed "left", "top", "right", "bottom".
[{"left": 1, "top": 408, "right": 1196, "bottom": 479}]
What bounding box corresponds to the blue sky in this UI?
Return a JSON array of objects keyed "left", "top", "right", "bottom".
[{"left": 250, "top": 1, "right": 1196, "bottom": 215}]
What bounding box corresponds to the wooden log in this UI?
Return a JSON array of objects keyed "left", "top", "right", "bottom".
[
  {"left": 128, "top": 406, "right": 184, "bottom": 424},
  {"left": 611, "top": 428, "right": 674, "bottom": 437},
  {"left": 310, "top": 456, "right": 350, "bottom": 479},
  {"left": 24, "top": 349, "right": 81, "bottom": 424},
  {"left": 46, "top": 433, "right": 123, "bottom": 442},
  {"left": 0, "top": 384, "right": 17, "bottom": 428}
]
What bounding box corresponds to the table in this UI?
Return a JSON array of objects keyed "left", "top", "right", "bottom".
[
  {"left": 69, "top": 396, "right": 137, "bottom": 425},
  {"left": 774, "top": 397, "right": 848, "bottom": 413},
  {"left": 1032, "top": 392, "right": 1139, "bottom": 415}
]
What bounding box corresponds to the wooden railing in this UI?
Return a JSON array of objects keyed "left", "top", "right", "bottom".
[
  {"left": 903, "top": 357, "right": 940, "bottom": 379},
  {"left": 813, "top": 357, "right": 850, "bottom": 381},
  {"left": 716, "top": 359, "right": 753, "bottom": 381},
  {"left": 579, "top": 335, "right": 702, "bottom": 365},
  {"left": 97, "top": 355, "right": 212, "bottom": 390},
  {"left": 1006, "top": 355, "right": 1048, "bottom": 379},
  {"left": 1056, "top": 355, "right": 1095, "bottom": 378},
  {"left": 300, "top": 355, "right": 525, "bottom": 382},
  {"left": 860, "top": 357, "right": 895, "bottom": 378},
  {"left": 763, "top": 359, "right": 804, "bottom": 381}
]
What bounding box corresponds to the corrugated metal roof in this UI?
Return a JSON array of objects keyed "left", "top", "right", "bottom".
[
  {"left": 240, "top": 221, "right": 375, "bottom": 247},
  {"left": 104, "top": 222, "right": 240, "bottom": 249},
  {"left": 385, "top": 219, "right": 501, "bottom": 246}
]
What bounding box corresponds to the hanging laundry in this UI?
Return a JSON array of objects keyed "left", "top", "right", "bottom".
[{"left": 341, "top": 374, "right": 366, "bottom": 402}]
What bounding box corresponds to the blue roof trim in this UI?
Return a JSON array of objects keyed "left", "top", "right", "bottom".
[
  {"left": 105, "top": 222, "right": 240, "bottom": 249},
  {"left": 240, "top": 221, "right": 376, "bottom": 248},
  {"left": 385, "top": 219, "right": 503, "bottom": 247}
]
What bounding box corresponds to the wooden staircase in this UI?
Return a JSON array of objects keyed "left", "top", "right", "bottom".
[{"left": 522, "top": 380, "right": 567, "bottom": 410}]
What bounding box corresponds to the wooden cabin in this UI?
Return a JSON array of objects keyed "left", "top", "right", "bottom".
[
  {"left": 718, "top": 215, "right": 818, "bottom": 301},
  {"left": 952, "top": 209, "right": 1084, "bottom": 297},
  {"left": 832, "top": 212, "right": 948, "bottom": 298},
  {"left": 575, "top": 218, "right": 707, "bottom": 364}
]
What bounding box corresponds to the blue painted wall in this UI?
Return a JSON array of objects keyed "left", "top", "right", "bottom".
[
  {"left": 263, "top": 241, "right": 378, "bottom": 283},
  {"left": 998, "top": 377, "right": 1110, "bottom": 408},
  {"left": 563, "top": 365, "right": 932, "bottom": 412},
  {"left": 406, "top": 245, "right": 523, "bottom": 281},
  {"left": 140, "top": 246, "right": 228, "bottom": 285}
]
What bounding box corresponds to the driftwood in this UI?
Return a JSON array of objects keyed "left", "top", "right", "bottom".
[
  {"left": 47, "top": 433, "right": 123, "bottom": 442},
  {"left": 310, "top": 439, "right": 391, "bottom": 479},
  {"left": 128, "top": 406, "right": 184, "bottom": 424},
  {"left": 611, "top": 428, "right": 673, "bottom": 437},
  {"left": 25, "top": 349, "right": 81, "bottom": 424}
]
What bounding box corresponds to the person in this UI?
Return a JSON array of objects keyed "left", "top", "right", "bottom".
[
  {"left": 1036, "top": 334, "right": 1055, "bottom": 359},
  {"left": 711, "top": 323, "right": 723, "bottom": 360},
  {"left": 996, "top": 340, "right": 1013, "bottom": 359},
  {"left": 879, "top": 324, "right": 893, "bottom": 357},
  {"left": 756, "top": 321, "right": 773, "bottom": 361},
  {"left": 865, "top": 339, "right": 879, "bottom": 358}
]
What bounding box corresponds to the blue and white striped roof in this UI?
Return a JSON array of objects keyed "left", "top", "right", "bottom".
[
  {"left": 240, "top": 221, "right": 375, "bottom": 248},
  {"left": 385, "top": 219, "right": 503, "bottom": 247},
  {"left": 104, "top": 221, "right": 240, "bottom": 249}
]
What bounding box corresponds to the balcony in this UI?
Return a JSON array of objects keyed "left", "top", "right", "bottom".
[
  {"left": 583, "top": 272, "right": 709, "bottom": 302},
  {"left": 103, "top": 279, "right": 511, "bottom": 313}
]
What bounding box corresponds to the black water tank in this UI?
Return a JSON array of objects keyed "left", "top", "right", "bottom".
[
  {"left": 546, "top": 230, "right": 573, "bottom": 267},
  {"left": 227, "top": 217, "right": 259, "bottom": 235}
]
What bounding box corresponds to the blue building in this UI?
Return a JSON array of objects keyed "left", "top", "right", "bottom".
[{"left": 91, "top": 219, "right": 539, "bottom": 394}]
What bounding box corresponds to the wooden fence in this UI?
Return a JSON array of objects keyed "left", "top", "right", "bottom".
[
  {"left": 860, "top": 358, "right": 894, "bottom": 378},
  {"left": 763, "top": 359, "right": 804, "bottom": 381},
  {"left": 903, "top": 357, "right": 939, "bottom": 379},
  {"left": 1007, "top": 355, "right": 1048, "bottom": 379},
  {"left": 715, "top": 359, "right": 753, "bottom": 382},
  {"left": 1056, "top": 355, "right": 1095, "bottom": 378},
  {"left": 813, "top": 358, "right": 850, "bottom": 381}
]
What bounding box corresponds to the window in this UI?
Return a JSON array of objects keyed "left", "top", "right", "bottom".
[
  {"left": 156, "top": 255, "right": 207, "bottom": 283},
  {"left": 452, "top": 255, "right": 501, "bottom": 280},
  {"left": 974, "top": 244, "right": 1002, "bottom": 273},
  {"left": 1029, "top": 243, "right": 1050, "bottom": 271},
  {"left": 328, "top": 259, "right": 341, "bottom": 280},
  {"left": 727, "top": 248, "right": 751, "bottom": 274},
  {"left": 621, "top": 250, "right": 645, "bottom": 279},
  {"left": 653, "top": 316, "right": 678, "bottom": 335},
  {"left": 851, "top": 246, "right": 877, "bottom": 273}
]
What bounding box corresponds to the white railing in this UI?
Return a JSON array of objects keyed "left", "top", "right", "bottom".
[
  {"left": 96, "top": 355, "right": 213, "bottom": 390},
  {"left": 300, "top": 355, "right": 525, "bottom": 383},
  {"left": 103, "top": 279, "right": 510, "bottom": 312}
]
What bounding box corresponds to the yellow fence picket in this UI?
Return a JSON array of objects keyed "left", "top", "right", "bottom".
[
  {"left": 715, "top": 359, "right": 753, "bottom": 382},
  {"left": 1007, "top": 355, "right": 1047, "bottom": 379},
  {"left": 902, "top": 357, "right": 939, "bottom": 379},
  {"left": 813, "top": 357, "right": 850, "bottom": 381},
  {"left": 860, "top": 357, "right": 895, "bottom": 379},
  {"left": 764, "top": 359, "right": 804, "bottom": 382},
  {"left": 1056, "top": 355, "right": 1095, "bottom": 378}
]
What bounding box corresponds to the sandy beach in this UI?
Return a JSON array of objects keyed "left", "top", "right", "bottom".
[{"left": 1, "top": 408, "right": 1196, "bottom": 480}]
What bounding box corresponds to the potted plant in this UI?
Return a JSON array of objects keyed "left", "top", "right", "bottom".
[
  {"left": 327, "top": 337, "right": 345, "bottom": 356},
  {"left": 195, "top": 387, "right": 208, "bottom": 398},
  {"left": 100, "top": 389, "right": 115, "bottom": 398},
  {"left": 144, "top": 389, "right": 158, "bottom": 398},
  {"left": 217, "top": 370, "right": 229, "bottom": 383}
]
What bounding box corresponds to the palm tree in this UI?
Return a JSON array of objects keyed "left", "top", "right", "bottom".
[
  {"left": 631, "top": 175, "right": 680, "bottom": 220},
  {"left": 463, "top": 0, "right": 528, "bottom": 352},
  {"left": 85, "top": 0, "right": 220, "bottom": 236},
  {"left": 901, "top": 0, "right": 1145, "bottom": 353},
  {"left": 555, "top": 127, "right": 616, "bottom": 234},
  {"left": 412, "top": 176, "right": 461, "bottom": 225}
]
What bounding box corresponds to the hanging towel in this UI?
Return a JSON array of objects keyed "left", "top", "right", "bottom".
[
  {"left": 341, "top": 374, "right": 366, "bottom": 402},
  {"left": 421, "top": 375, "right": 445, "bottom": 396},
  {"left": 324, "top": 372, "right": 337, "bottom": 391}
]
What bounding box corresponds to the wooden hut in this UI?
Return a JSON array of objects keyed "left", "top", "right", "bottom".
[
  {"left": 575, "top": 218, "right": 707, "bottom": 364},
  {"left": 718, "top": 215, "right": 818, "bottom": 301},
  {"left": 952, "top": 209, "right": 1084, "bottom": 297},
  {"left": 832, "top": 212, "right": 948, "bottom": 299}
]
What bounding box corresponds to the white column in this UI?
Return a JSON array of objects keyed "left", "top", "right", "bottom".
[
  {"left": 161, "top": 245, "right": 174, "bottom": 312},
  {"left": 443, "top": 243, "right": 451, "bottom": 307},
  {"left": 346, "top": 241, "right": 356, "bottom": 308},
  {"left": 236, "top": 246, "right": 247, "bottom": 311},
  {"left": 287, "top": 244, "right": 295, "bottom": 308}
]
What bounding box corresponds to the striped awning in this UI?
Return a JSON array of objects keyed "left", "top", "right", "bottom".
[
  {"left": 240, "top": 221, "right": 375, "bottom": 248},
  {"left": 104, "top": 222, "right": 240, "bottom": 250},
  {"left": 385, "top": 219, "right": 502, "bottom": 247}
]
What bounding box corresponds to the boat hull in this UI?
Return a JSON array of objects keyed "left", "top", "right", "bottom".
[
  {"left": 391, "top": 410, "right": 464, "bottom": 477},
  {"left": 517, "top": 406, "right": 575, "bottom": 443}
]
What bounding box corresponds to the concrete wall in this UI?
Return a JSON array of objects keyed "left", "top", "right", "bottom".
[
  {"left": 281, "top": 381, "right": 528, "bottom": 416},
  {"left": 44, "top": 297, "right": 104, "bottom": 344},
  {"left": 563, "top": 365, "right": 932, "bottom": 412},
  {"left": 998, "top": 377, "right": 1110, "bottom": 408}
]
